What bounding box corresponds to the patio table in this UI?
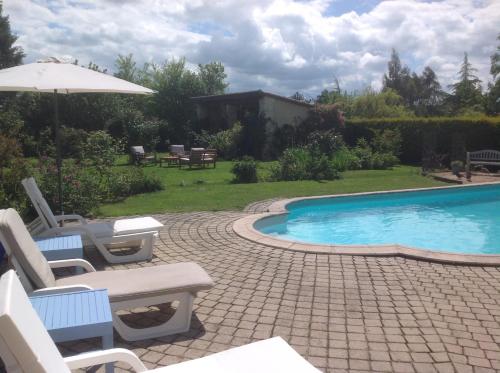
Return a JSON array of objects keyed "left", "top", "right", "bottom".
[
  {"left": 30, "top": 289, "right": 114, "bottom": 373},
  {"left": 159, "top": 155, "right": 179, "bottom": 167},
  {"left": 35, "top": 234, "right": 83, "bottom": 273}
]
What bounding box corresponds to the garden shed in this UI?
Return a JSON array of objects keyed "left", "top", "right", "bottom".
[{"left": 191, "top": 90, "right": 312, "bottom": 132}]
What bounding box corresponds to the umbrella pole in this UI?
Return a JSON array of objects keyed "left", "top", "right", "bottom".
[{"left": 53, "top": 89, "right": 64, "bottom": 216}]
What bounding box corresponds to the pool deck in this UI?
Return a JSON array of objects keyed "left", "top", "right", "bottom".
[
  {"left": 45, "top": 207, "right": 500, "bottom": 372},
  {"left": 431, "top": 171, "right": 500, "bottom": 185},
  {"left": 234, "top": 184, "right": 500, "bottom": 266}
]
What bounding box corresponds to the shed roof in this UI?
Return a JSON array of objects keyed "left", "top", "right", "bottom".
[{"left": 191, "top": 90, "right": 313, "bottom": 107}]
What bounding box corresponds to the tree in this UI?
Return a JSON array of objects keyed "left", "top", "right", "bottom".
[
  {"left": 414, "top": 66, "right": 445, "bottom": 115},
  {"left": 449, "top": 52, "right": 483, "bottom": 113},
  {"left": 316, "top": 77, "right": 353, "bottom": 115},
  {"left": 350, "top": 88, "right": 413, "bottom": 118},
  {"left": 486, "top": 34, "right": 500, "bottom": 114},
  {"left": 491, "top": 34, "right": 500, "bottom": 79},
  {"left": 114, "top": 54, "right": 138, "bottom": 83},
  {"left": 147, "top": 58, "right": 204, "bottom": 143},
  {"left": 198, "top": 61, "right": 228, "bottom": 95},
  {"left": 290, "top": 91, "right": 312, "bottom": 103},
  {"left": 0, "top": 5, "right": 24, "bottom": 69},
  {"left": 383, "top": 49, "right": 414, "bottom": 106}
]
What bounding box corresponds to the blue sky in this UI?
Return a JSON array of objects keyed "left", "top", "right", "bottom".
[
  {"left": 324, "top": 0, "right": 381, "bottom": 16},
  {"left": 5, "top": 0, "right": 500, "bottom": 97}
]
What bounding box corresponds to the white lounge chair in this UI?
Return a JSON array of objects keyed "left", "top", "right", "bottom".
[
  {"left": 0, "top": 208, "right": 214, "bottom": 341},
  {"left": 0, "top": 271, "right": 320, "bottom": 373},
  {"left": 22, "top": 176, "right": 163, "bottom": 263}
]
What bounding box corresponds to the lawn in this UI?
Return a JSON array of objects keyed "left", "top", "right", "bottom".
[{"left": 98, "top": 161, "right": 446, "bottom": 216}]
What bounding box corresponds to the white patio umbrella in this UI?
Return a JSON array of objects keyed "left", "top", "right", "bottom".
[{"left": 0, "top": 59, "right": 154, "bottom": 214}]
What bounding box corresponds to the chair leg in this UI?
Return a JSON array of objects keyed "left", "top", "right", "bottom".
[
  {"left": 86, "top": 234, "right": 155, "bottom": 264},
  {"left": 111, "top": 293, "right": 195, "bottom": 341}
]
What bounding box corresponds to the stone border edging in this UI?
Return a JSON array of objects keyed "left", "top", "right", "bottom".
[{"left": 233, "top": 183, "right": 500, "bottom": 266}]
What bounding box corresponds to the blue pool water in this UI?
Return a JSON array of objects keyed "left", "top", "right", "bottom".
[{"left": 255, "top": 185, "right": 500, "bottom": 254}]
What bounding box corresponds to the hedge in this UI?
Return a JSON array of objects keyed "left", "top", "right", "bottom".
[{"left": 342, "top": 116, "right": 500, "bottom": 163}]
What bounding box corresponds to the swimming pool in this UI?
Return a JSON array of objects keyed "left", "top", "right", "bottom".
[{"left": 255, "top": 185, "right": 500, "bottom": 255}]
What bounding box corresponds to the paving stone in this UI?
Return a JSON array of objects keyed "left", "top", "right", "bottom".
[{"left": 32, "top": 210, "right": 500, "bottom": 373}]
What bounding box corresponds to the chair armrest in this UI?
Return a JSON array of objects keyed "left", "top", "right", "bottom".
[
  {"left": 48, "top": 259, "right": 96, "bottom": 272},
  {"left": 30, "top": 285, "right": 93, "bottom": 296},
  {"left": 54, "top": 214, "right": 87, "bottom": 225},
  {"left": 64, "top": 348, "right": 147, "bottom": 372},
  {"left": 41, "top": 225, "right": 97, "bottom": 243}
]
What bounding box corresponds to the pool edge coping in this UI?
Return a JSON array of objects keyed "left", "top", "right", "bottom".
[{"left": 233, "top": 183, "right": 500, "bottom": 266}]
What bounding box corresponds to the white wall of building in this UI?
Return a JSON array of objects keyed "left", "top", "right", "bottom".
[{"left": 258, "top": 96, "right": 310, "bottom": 128}]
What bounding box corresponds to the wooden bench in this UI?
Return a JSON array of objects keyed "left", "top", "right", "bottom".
[{"left": 466, "top": 149, "right": 500, "bottom": 180}]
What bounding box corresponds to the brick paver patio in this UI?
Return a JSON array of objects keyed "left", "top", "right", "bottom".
[{"left": 42, "top": 212, "right": 500, "bottom": 372}]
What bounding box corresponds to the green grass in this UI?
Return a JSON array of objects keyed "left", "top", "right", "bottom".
[{"left": 98, "top": 160, "right": 446, "bottom": 216}]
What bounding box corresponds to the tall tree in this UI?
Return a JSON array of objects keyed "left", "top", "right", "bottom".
[
  {"left": 491, "top": 34, "right": 500, "bottom": 79},
  {"left": 383, "top": 49, "right": 413, "bottom": 105},
  {"left": 114, "top": 54, "right": 138, "bottom": 83},
  {"left": 449, "top": 52, "right": 483, "bottom": 112},
  {"left": 486, "top": 34, "right": 500, "bottom": 114},
  {"left": 147, "top": 58, "right": 204, "bottom": 142},
  {"left": 198, "top": 61, "right": 228, "bottom": 95},
  {"left": 0, "top": 5, "right": 24, "bottom": 69},
  {"left": 414, "top": 66, "right": 445, "bottom": 115}
]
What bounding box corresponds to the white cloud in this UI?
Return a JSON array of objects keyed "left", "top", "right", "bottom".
[{"left": 4, "top": 0, "right": 500, "bottom": 96}]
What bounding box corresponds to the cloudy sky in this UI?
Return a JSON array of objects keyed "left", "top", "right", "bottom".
[{"left": 5, "top": 0, "right": 500, "bottom": 98}]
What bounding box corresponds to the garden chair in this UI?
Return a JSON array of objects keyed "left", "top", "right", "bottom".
[
  {"left": 130, "top": 145, "right": 156, "bottom": 165},
  {"left": 179, "top": 148, "right": 205, "bottom": 168},
  {"left": 203, "top": 148, "right": 218, "bottom": 168},
  {"left": 0, "top": 208, "right": 215, "bottom": 341},
  {"left": 0, "top": 270, "right": 320, "bottom": 372},
  {"left": 22, "top": 177, "right": 164, "bottom": 264},
  {"left": 169, "top": 144, "right": 185, "bottom": 156}
]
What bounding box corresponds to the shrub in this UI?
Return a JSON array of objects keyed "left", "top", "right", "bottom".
[
  {"left": 271, "top": 147, "right": 339, "bottom": 181},
  {"left": 350, "top": 132, "right": 400, "bottom": 170},
  {"left": 60, "top": 127, "right": 90, "bottom": 158},
  {"left": 195, "top": 122, "right": 242, "bottom": 160},
  {"left": 331, "top": 147, "right": 361, "bottom": 171},
  {"left": 125, "top": 117, "right": 165, "bottom": 152},
  {"left": 81, "top": 131, "right": 119, "bottom": 172},
  {"left": 37, "top": 126, "right": 90, "bottom": 158},
  {"left": 371, "top": 128, "right": 402, "bottom": 156},
  {"left": 306, "top": 129, "right": 345, "bottom": 156},
  {"left": 231, "top": 156, "right": 258, "bottom": 183},
  {"left": 271, "top": 148, "right": 310, "bottom": 181},
  {"left": 0, "top": 159, "right": 32, "bottom": 218},
  {"left": 371, "top": 152, "right": 399, "bottom": 169},
  {"left": 308, "top": 149, "right": 340, "bottom": 180},
  {"left": 33, "top": 156, "right": 164, "bottom": 216},
  {"left": 352, "top": 138, "right": 374, "bottom": 169},
  {"left": 35, "top": 157, "right": 102, "bottom": 216},
  {"left": 450, "top": 160, "right": 464, "bottom": 177},
  {"left": 106, "top": 167, "right": 164, "bottom": 201},
  {"left": 0, "top": 109, "right": 33, "bottom": 218}
]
